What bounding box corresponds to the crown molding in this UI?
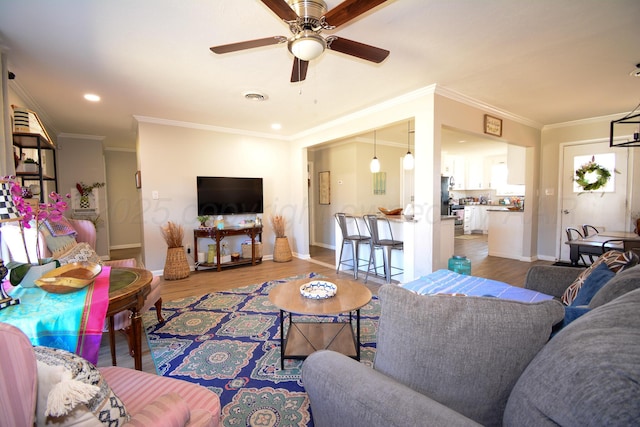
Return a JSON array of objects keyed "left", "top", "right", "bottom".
[
  {"left": 434, "top": 85, "right": 543, "bottom": 129},
  {"left": 58, "top": 133, "right": 105, "bottom": 141},
  {"left": 292, "top": 85, "right": 437, "bottom": 140},
  {"left": 542, "top": 111, "right": 631, "bottom": 130},
  {"left": 133, "top": 115, "right": 288, "bottom": 141}
]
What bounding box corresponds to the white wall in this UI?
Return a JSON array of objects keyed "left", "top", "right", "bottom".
[
  {"left": 56, "top": 135, "right": 110, "bottom": 257},
  {"left": 308, "top": 139, "right": 407, "bottom": 249},
  {"left": 104, "top": 149, "right": 141, "bottom": 249},
  {"left": 539, "top": 118, "right": 639, "bottom": 259},
  {"left": 137, "top": 121, "right": 296, "bottom": 273}
]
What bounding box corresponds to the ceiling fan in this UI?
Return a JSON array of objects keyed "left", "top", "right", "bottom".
[{"left": 210, "top": 0, "right": 390, "bottom": 82}]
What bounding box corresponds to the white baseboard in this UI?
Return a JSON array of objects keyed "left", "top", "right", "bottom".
[{"left": 110, "top": 243, "right": 142, "bottom": 250}]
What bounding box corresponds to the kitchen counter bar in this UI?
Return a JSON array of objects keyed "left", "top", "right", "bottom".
[{"left": 334, "top": 214, "right": 455, "bottom": 282}]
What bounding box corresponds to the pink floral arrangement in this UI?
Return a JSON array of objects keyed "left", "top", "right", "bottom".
[{"left": 3, "top": 176, "right": 70, "bottom": 271}]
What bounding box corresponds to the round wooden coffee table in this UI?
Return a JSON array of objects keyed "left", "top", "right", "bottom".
[{"left": 269, "top": 278, "right": 372, "bottom": 369}]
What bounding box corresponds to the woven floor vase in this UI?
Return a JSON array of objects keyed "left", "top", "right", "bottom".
[
  {"left": 164, "top": 246, "right": 190, "bottom": 280},
  {"left": 273, "top": 237, "right": 292, "bottom": 262}
]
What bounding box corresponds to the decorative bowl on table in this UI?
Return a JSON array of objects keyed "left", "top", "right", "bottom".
[
  {"left": 300, "top": 280, "right": 337, "bottom": 299},
  {"left": 378, "top": 207, "right": 403, "bottom": 216},
  {"left": 507, "top": 206, "right": 522, "bottom": 211},
  {"left": 34, "top": 262, "right": 102, "bottom": 294}
]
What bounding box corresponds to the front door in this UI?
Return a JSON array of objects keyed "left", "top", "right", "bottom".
[{"left": 559, "top": 141, "right": 629, "bottom": 261}]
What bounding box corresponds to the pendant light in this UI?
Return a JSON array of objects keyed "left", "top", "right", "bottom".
[
  {"left": 370, "top": 130, "right": 380, "bottom": 173},
  {"left": 403, "top": 120, "right": 414, "bottom": 170}
]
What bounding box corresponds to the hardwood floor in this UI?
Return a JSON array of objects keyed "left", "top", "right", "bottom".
[{"left": 98, "top": 236, "right": 552, "bottom": 373}]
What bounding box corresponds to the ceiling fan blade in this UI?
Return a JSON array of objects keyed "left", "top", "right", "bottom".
[
  {"left": 291, "top": 58, "right": 309, "bottom": 82},
  {"left": 210, "top": 36, "right": 287, "bottom": 54},
  {"left": 328, "top": 37, "right": 389, "bottom": 63},
  {"left": 260, "top": 0, "right": 299, "bottom": 21},
  {"left": 324, "top": 0, "right": 388, "bottom": 28}
]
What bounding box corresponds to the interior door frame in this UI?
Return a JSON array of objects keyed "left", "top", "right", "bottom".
[{"left": 555, "top": 138, "right": 634, "bottom": 261}]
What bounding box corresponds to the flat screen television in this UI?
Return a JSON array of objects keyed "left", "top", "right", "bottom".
[{"left": 197, "top": 176, "right": 263, "bottom": 215}]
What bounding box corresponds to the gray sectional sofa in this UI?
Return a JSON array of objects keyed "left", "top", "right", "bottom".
[{"left": 302, "top": 264, "right": 640, "bottom": 427}]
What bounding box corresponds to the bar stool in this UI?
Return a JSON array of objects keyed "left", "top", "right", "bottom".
[
  {"left": 335, "top": 213, "right": 371, "bottom": 279},
  {"left": 364, "top": 214, "right": 403, "bottom": 283}
]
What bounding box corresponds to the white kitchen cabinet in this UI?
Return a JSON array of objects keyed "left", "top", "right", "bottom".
[
  {"left": 463, "top": 206, "right": 474, "bottom": 234},
  {"left": 465, "top": 159, "right": 484, "bottom": 189},
  {"left": 465, "top": 205, "right": 489, "bottom": 234},
  {"left": 507, "top": 145, "right": 526, "bottom": 185},
  {"left": 487, "top": 210, "right": 524, "bottom": 260},
  {"left": 477, "top": 206, "right": 489, "bottom": 234},
  {"left": 442, "top": 154, "right": 465, "bottom": 190}
]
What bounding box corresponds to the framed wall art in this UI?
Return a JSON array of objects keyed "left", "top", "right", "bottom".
[
  {"left": 319, "top": 171, "right": 330, "bottom": 205},
  {"left": 484, "top": 114, "right": 502, "bottom": 137}
]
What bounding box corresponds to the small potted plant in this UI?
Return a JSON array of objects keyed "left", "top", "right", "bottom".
[
  {"left": 197, "top": 215, "right": 209, "bottom": 228},
  {"left": 17, "top": 157, "right": 39, "bottom": 174}
]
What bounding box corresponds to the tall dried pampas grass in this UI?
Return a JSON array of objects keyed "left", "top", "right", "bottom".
[
  {"left": 161, "top": 221, "right": 184, "bottom": 248},
  {"left": 270, "top": 215, "right": 286, "bottom": 238}
]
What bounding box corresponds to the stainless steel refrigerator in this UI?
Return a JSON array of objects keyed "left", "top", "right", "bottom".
[{"left": 441, "top": 176, "right": 451, "bottom": 216}]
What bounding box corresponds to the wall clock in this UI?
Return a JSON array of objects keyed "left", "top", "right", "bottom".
[{"left": 484, "top": 114, "right": 502, "bottom": 137}]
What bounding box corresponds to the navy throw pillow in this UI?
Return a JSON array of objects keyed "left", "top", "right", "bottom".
[{"left": 570, "top": 262, "right": 615, "bottom": 307}]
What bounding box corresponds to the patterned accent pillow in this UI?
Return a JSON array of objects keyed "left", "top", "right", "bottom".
[
  {"left": 56, "top": 242, "right": 102, "bottom": 265},
  {"left": 44, "top": 217, "right": 77, "bottom": 237},
  {"left": 561, "top": 250, "right": 639, "bottom": 305},
  {"left": 34, "top": 346, "right": 130, "bottom": 426}
]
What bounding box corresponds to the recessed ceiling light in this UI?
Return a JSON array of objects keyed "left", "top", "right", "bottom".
[
  {"left": 243, "top": 91, "right": 268, "bottom": 101},
  {"left": 271, "top": 123, "right": 282, "bottom": 130},
  {"left": 84, "top": 93, "right": 100, "bottom": 102}
]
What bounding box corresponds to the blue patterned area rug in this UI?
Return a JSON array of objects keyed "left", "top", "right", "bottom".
[{"left": 142, "top": 273, "right": 379, "bottom": 427}]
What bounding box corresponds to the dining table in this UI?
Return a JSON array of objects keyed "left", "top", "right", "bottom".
[{"left": 566, "top": 231, "right": 640, "bottom": 266}]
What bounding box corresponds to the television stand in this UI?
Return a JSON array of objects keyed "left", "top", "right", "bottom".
[{"left": 194, "top": 226, "right": 263, "bottom": 271}]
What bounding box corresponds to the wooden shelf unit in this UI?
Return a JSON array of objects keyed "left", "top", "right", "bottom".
[
  {"left": 13, "top": 132, "right": 58, "bottom": 202},
  {"left": 194, "top": 225, "right": 263, "bottom": 271}
]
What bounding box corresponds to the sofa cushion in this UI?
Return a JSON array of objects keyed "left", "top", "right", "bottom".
[
  {"left": 570, "top": 262, "right": 615, "bottom": 306},
  {"left": 589, "top": 263, "right": 640, "bottom": 308},
  {"left": 39, "top": 223, "right": 78, "bottom": 257},
  {"left": 56, "top": 242, "right": 102, "bottom": 265},
  {"left": 504, "top": 288, "right": 640, "bottom": 426},
  {"left": 34, "top": 346, "right": 129, "bottom": 426},
  {"left": 124, "top": 393, "right": 190, "bottom": 427},
  {"left": 44, "top": 217, "right": 77, "bottom": 237},
  {"left": 374, "top": 285, "right": 564, "bottom": 427},
  {"left": 561, "top": 250, "right": 638, "bottom": 305}
]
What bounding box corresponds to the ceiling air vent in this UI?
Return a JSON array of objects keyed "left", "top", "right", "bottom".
[{"left": 243, "top": 91, "right": 268, "bottom": 101}]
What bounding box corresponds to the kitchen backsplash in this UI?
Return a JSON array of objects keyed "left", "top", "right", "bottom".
[{"left": 450, "top": 189, "right": 524, "bottom": 206}]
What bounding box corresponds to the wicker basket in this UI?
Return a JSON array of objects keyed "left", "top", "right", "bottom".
[
  {"left": 163, "top": 246, "right": 190, "bottom": 280},
  {"left": 241, "top": 242, "right": 263, "bottom": 259},
  {"left": 273, "top": 237, "right": 292, "bottom": 262}
]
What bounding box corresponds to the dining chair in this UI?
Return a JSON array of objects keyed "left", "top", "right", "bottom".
[
  {"left": 363, "top": 214, "right": 403, "bottom": 284},
  {"left": 335, "top": 213, "right": 371, "bottom": 280},
  {"left": 602, "top": 239, "right": 640, "bottom": 258},
  {"left": 582, "top": 224, "right": 600, "bottom": 237},
  {"left": 566, "top": 227, "right": 591, "bottom": 266}
]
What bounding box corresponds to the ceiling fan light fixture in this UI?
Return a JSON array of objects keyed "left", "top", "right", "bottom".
[{"left": 288, "top": 30, "right": 325, "bottom": 61}]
